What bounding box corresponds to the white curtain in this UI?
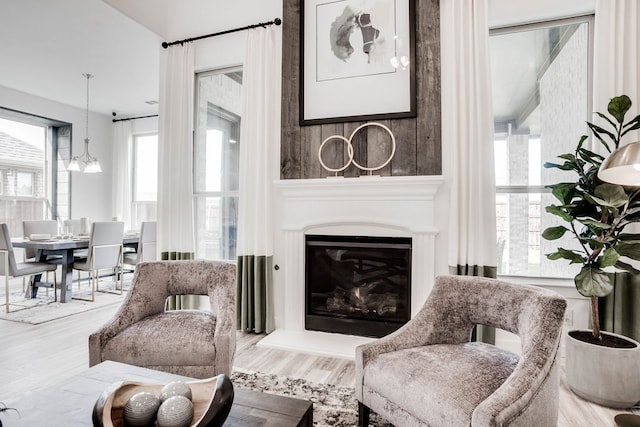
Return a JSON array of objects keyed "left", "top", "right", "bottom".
[
  {"left": 157, "top": 44, "right": 195, "bottom": 261},
  {"left": 593, "top": 0, "right": 640, "bottom": 143},
  {"left": 111, "top": 121, "right": 132, "bottom": 230},
  {"left": 441, "top": 0, "right": 497, "bottom": 278},
  {"left": 593, "top": 0, "right": 640, "bottom": 340},
  {"left": 236, "top": 25, "right": 282, "bottom": 333}
]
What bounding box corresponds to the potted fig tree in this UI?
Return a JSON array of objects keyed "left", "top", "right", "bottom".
[{"left": 543, "top": 95, "right": 640, "bottom": 408}]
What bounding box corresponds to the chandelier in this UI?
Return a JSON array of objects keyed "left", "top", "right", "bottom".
[{"left": 68, "top": 73, "right": 102, "bottom": 173}]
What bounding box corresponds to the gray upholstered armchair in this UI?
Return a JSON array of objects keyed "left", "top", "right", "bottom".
[
  {"left": 356, "top": 275, "right": 567, "bottom": 427},
  {"left": 89, "top": 260, "right": 236, "bottom": 378}
]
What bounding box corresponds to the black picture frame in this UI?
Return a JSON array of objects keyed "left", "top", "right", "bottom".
[{"left": 300, "top": 0, "right": 416, "bottom": 126}]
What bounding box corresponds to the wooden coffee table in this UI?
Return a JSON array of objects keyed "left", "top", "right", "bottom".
[{"left": 6, "top": 361, "right": 312, "bottom": 426}]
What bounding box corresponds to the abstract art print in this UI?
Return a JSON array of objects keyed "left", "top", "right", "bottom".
[{"left": 301, "top": 0, "right": 415, "bottom": 125}]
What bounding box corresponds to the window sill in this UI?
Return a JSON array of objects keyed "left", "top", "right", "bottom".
[{"left": 498, "top": 275, "right": 582, "bottom": 298}]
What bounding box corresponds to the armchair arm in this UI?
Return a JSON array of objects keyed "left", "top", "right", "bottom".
[
  {"left": 472, "top": 351, "right": 561, "bottom": 426},
  {"left": 209, "top": 261, "right": 237, "bottom": 377},
  {"left": 89, "top": 263, "right": 170, "bottom": 366},
  {"left": 472, "top": 298, "right": 565, "bottom": 426}
]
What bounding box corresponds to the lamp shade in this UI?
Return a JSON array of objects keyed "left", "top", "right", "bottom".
[
  {"left": 67, "top": 158, "right": 81, "bottom": 172},
  {"left": 598, "top": 141, "right": 640, "bottom": 186}
]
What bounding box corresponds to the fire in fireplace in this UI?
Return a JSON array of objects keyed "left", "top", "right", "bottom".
[{"left": 305, "top": 234, "right": 411, "bottom": 338}]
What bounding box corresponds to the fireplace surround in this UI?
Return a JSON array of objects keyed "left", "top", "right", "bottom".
[{"left": 258, "top": 175, "right": 443, "bottom": 358}]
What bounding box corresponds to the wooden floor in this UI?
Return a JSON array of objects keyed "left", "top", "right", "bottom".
[{"left": 0, "top": 299, "right": 637, "bottom": 426}]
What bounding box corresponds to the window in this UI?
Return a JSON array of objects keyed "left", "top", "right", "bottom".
[
  {"left": 16, "top": 172, "right": 34, "bottom": 196},
  {"left": 0, "top": 112, "right": 70, "bottom": 236},
  {"left": 194, "top": 68, "right": 241, "bottom": 261},
  {"left": 490, "top": 16, "right": 593, "bottom": 278},
  {"left": 131, "top": 133, "right": 158, "bottom": 226}
]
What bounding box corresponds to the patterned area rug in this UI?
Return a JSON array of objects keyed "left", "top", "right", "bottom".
[
  {"left": 230, "top": 370, "right": 392, "bottom": 427},
  {"left": 0, "top": 277, "right": 129, "bottom": 324}
]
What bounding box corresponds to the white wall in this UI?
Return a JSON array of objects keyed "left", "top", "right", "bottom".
[
  {"left": 130, "top": 116, "right": 158, "bottom": 135},
  {"left": 165, "top": 0, "right": 282, "bottom": 42},
  {"left": 0, "top": 85, "right": 113, "bottom": 221},
  {"left": 177, "top": 0, "right": 282, "bottom": 72},
  {"left": 103, "top": 0, "right": 170, "bottom": 38}
]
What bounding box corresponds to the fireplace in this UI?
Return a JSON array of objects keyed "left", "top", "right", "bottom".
[
  {"left": 256, "top": 176, "right": 442, "bottom": 359},
  {"left": 305, "top": 235, "right": 411, "bottom": 338}
]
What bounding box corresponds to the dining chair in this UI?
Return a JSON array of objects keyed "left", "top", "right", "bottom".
[
  {"left": 22, "top": 220, "right": 62, "bottom": 294},
  {"left": 64, "top": 218, "right": 89, "bottom": 261},
  {"left": 123, "top": 221, "right": 157, "bottom": 268},
  {"left": 72, "top": 221, "right": 124, "bottom": 302},
  {"left": 0, "top": 223, "right": 58, "bottom": 313},
  {"left": 63, "top": 219, "right": 91, "bottom": 287}
]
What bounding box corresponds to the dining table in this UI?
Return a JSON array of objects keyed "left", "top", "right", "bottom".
[{"left": 12, "top": 234, "right": 139, "bottom": 303}]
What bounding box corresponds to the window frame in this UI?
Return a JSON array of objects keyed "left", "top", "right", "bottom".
[
  {"left": 0, "top": 107, "right": 71, "bottom": 227},
  {"left": 490, "top": 15, "right": 594, "bottom": 281},
  {"left": 193, "top": 66, "right": 242, "bottom": 261}
]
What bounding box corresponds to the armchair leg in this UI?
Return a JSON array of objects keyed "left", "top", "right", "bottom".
[{"left": 358, "top": 402, "right": 370, "bottom": 427}]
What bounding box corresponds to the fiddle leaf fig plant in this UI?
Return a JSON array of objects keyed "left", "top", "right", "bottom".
[{"left": 543, "top": 95, "right": 640, "bottom": 341}]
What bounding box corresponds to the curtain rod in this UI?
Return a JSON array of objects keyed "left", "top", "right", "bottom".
[
  {"left": 162, "top": 17, "right": 282, "bottom": 48},
  {"left": 112, "top": 114, "right": 158, "bottom": 123}
]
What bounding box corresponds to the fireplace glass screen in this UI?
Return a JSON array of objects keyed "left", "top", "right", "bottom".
[{"left": 305, "top": 235, "right": 411, "bottom": 338}]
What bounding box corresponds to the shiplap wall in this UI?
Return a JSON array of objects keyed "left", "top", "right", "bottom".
[{"left": 280, "top": 0, "right": 441, "bottom": 179}]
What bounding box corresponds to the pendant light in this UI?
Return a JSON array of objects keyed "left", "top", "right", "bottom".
[{"left": 68, "top": 73, "right": 102, "bottom": 173}]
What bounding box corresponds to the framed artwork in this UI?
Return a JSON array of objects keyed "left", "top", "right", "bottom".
[{"left": 300, "top": 0, "right": 416, "bottom": 126}]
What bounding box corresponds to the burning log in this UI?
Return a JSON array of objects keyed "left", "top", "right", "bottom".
[{"left": 324, "top": 282, "right": 399, "bottom": 317}]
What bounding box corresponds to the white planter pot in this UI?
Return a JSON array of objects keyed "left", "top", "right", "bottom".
[{"left": 565, "top": 329, "right": 640, "bottom": 409}]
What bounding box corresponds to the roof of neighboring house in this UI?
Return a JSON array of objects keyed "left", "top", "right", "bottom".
[{"left": 0, "top": 131, "right": 44, "bottom": 169}]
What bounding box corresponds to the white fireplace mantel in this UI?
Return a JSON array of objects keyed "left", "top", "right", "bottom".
[{"left": 259, "top": 175, "right": 444, "bottom": 359}]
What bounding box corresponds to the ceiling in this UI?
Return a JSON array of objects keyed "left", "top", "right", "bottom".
[{"left": 0, "top": 0, "right": 162, "bottom": 118}]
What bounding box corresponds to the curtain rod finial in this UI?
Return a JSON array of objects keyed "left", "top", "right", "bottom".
[
  {"left": 161, "top": 41, "right": 169, "bottom": 49},
  {"left": 275, "top": 18, "right": 282, "bottom": 26}
]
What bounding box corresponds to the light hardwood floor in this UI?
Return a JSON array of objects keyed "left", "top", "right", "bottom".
[{"left": 0, "top": 299, "right": 637, "bottom": 426}]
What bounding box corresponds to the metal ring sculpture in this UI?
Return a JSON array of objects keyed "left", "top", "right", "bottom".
[{"left": 318, "top": 122, "right": 396, "bottom": 175}]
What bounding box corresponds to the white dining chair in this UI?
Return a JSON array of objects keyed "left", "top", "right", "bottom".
[
  {"left": 0, "top": 223, "right": 58, "bottom": 313},
  {"left": 22, "top": 220, "right": 62, "bottom": 294},
  {"left": 72, "top": 221, "right": 124, "bottom": 302},
  {"left": 63, "top": 219, "right": 90, "bottom": 287},
  {"left": 64, "top": 218, "right": 88, "bottom": 255},
  {"left": 123, "top": 221, "right": 157, "bottom": 267}
]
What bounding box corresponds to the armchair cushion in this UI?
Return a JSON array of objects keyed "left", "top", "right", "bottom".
[
  {"left": 101, "top": 311, "right": 217, "bottom": 367},
  {"left": 362, "top": 342, "right": 518, "bottom": 425}
]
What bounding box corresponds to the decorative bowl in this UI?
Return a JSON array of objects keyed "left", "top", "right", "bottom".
[{"left": 92, "top": 374, "right": 234, "bottom": 427}]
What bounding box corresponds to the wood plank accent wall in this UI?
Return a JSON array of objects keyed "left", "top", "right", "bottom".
[{"left": 280, "top": 0, "right": 441, "bottom": 179}]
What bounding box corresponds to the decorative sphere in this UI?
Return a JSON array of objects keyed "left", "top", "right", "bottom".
[
  {"left": 123, "top": 391, "right": 160, "bottom": 427},
  {"left": 156, "top": 395, "right": 194, "bottom": 427},
  {"left": 159, "top": 381, "right": 192, "bottom": 403}
]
